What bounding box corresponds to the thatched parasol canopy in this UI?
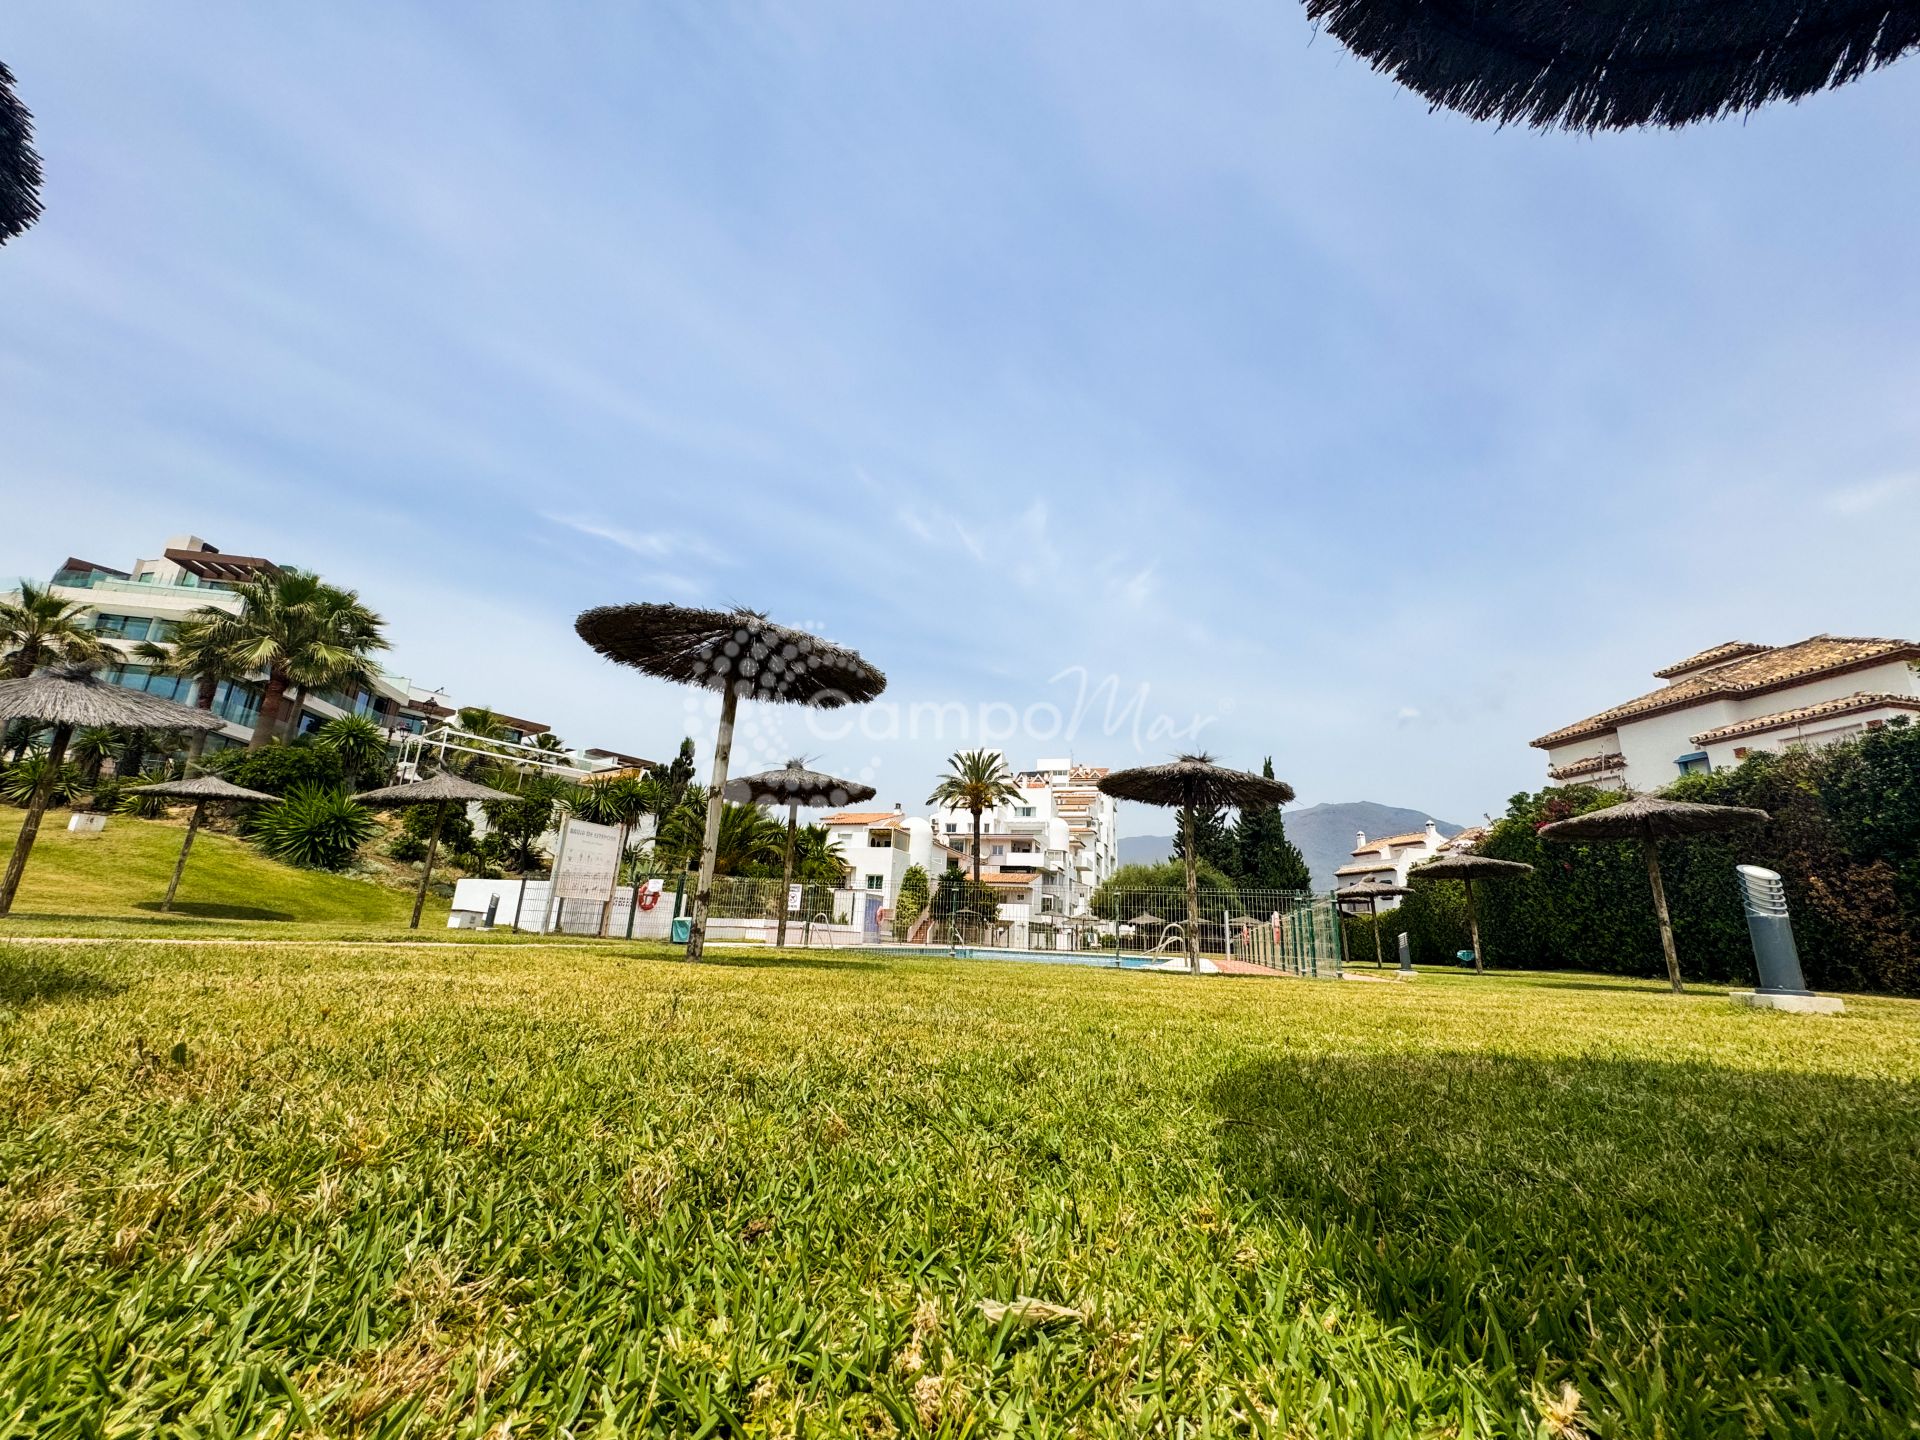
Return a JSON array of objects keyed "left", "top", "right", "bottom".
[
  {"left": 134, "top": 774, "right": 279, "bottom": 805},
  {"left": 1335, "top": 881, "right": 1412, "bottom": 967},
  {"left": 1303, "top": 0, "right": 1920, "bottom": 131},
  {"left": 725, "top": 759, "right": 876, "bottom": 809},
  {"left": 1409, "top": 854, "right": 1533, "bottom": 882},
  {"left": 576, "top": 603, "right": 886, "bottom": 963},
  {"left": 1408, "top": 853, "right": 1533, "bottom": 974},
  {"left": 1335, "top": 882, "right": 1412, "bottom": 901},
  {"left": 1536, "top": 795, "right": 1770, "bottom": 843},
  {"left": 131, "top": 774, "right": 280, "bottom": 913},
  {"left": 356, "top": 772, "right": 516, "bottom": 807},
  {"left": 0, "top": 666, "right": 227, "bottom": 919},
  {"left": 1098, "top": 756, "right": 1295, "bottom": 811},
  {"left": 576, "top": 604, "right": 886, "bottom": 708},
  {"left": 0, "top": 664, "right": 228, "bottom": 733},
  {"left": 1, "top": 61, "right": 44, "bottom": 245},
  {"left": 357, "top": 772, "right": 517, "bottom": 930},
  {"left": 1099, "top": 755, "right": 1295, "bottom": 974},
  {"left": 725, "top": 759, "right": 875, "bottom": 946},
  {"left": 1539, "top": 795, "right": 1769, "bottom": 993},
  {"left": 1126, "top": 911, "right": 1167, "bottom": 927}
]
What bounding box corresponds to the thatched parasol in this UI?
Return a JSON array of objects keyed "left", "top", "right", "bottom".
[
  {"left": 1099, "top": 755, "right": 1294, "bottom": 974},
  {"left": 1126, "top": 911, "right": 1166, "bottom": 928},
  {"left": 1538, "top": 795, "right": 1769, "bottom": 994},
  {"left": 1, "top": 62, "right": 43, "bottom": 245},
  {"left": 724, "top": 758, "right": 875, "bottom": 947},
  {"left": 133, "top": 774, "right": 279, "bottom": 912},
  {"left": 1303, "top": 0, "right": 1920, "bottom": 132},
  {"left": 1335, "top": 881, "right": 1411, "bottom": 968},
  {"left": 357, "top": 771, "right": 517, "bottom": 929},
  {"left": 577, "top": 604, "right": 885, "bottom": 962},
  {"left": 1407, "top": 853, "right": 1533, "bottom": 974},
  {"left": 0, "top": 664, "right": 225, "bottom": 917}
]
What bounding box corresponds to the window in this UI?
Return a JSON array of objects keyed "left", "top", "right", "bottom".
[
  {"left": 1675, "top": 752, "right": 1710, "bottom": 776},
  {"left": 1011, "top": 840, "right": 1034, "bottom": 854},
  {"left": 93, "top": 613, "right": 153, "bottom": 641},
  {"left": 865, "top": 874, "right": 884, "bottom": 890},
  {"left": 945, "top": 822, "right": 959, "bottom": 834},
  {"left": 1015, "top": 806, "right": 1035, "bottom": 818}
]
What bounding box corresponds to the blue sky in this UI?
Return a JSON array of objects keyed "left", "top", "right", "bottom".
[{"left": 4, "top": 4, "right": 1918, "bottom": 831}]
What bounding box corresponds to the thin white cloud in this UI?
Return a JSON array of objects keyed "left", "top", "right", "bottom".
[{"left": 1825, "top": 475, "right": 1915, "bottom": 517}]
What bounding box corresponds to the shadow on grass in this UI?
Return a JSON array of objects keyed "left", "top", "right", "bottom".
[
  {"left": 128, "top": 900, "right": 298, "bottom": 921},
  {"left": 699, "top": 951, "right": 885, "bottom": 972},
  {"left": 1210, "top": 1052, "right": 1920, "bottom": 1432},
  {"left": 0, "top": 956, "right": 126, "bottom": 1007}
]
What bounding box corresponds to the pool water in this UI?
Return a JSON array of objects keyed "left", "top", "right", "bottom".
[{"left": 855, "top": 943, "right": 1164, "bottom": 968}]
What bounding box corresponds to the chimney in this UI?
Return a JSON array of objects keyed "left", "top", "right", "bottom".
[
  {"left": 1355, "top": 830, "right": 1367, "bottom": 849},
  {"left": 1424, "top": 819, "right": 1439, "bottom": 843}
]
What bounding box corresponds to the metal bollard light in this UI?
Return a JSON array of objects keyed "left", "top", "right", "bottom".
[
  {"left": 1397, "top": 931, "right": 1414, "bottom": 976},
  {"left": 1730, "top": 865, "right": 1844, "bottom": 1013},
  {"left": 1736, "top": 865, "right": 1809, "bottom": 994}
]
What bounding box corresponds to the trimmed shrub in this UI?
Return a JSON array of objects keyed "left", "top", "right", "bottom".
[
  {"left": 253, "top": 785, "right": 376, "bottom": 870},
  {"left": 1403, "top": 724, "right": 1920, "bottom": 994},
  {"left": 207, "top": 743, "right": 346, "bottom": 798}
]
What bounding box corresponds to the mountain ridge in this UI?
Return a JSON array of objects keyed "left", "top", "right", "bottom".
[{"left": 1117, "top": 801, "right": 1464, "bottom": 890}]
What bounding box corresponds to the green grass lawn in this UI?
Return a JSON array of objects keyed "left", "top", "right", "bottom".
[
  {"left": 1, "top": 938, "right": 1916, "bottom": 1438},
  {"left": 0, "top": 808, "right": 446, "bottom": 931}
]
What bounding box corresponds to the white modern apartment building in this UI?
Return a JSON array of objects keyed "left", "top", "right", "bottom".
[
  {"left": 819, "top": 756, "right": 1121, "bottom": 935},
  {"left": 1532, "top": 635, "right": 1920, "bottom": 792},
  {"left": 10, "top": 534, "right": 656, "bottom": 776}
]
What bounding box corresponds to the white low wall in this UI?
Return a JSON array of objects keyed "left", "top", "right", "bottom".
[{"left": 448, "top": 878, "right": 866, "bottom": 946}]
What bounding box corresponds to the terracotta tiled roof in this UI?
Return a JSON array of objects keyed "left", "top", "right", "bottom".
[
  {"left": 1335, "top": 860, "right": 1396, "bottom": 876},
  {"left": 1690, "top": 691, "right": 1920, "bottom": 746},
  {"left": 1444, "top": 826, "right": 1488, "bottom": 850},
  {"left": 1531, "top": 636, "right": 1920, "bottom": 749},
  {"left": 824, "top": 810, "right": 901, "bottom": 825},
  {"left": 1652, "top": 641, "right": 1772, "bottom": 679},
  {"left": 1546, "top": 752, "right": 1627, "bottom": 781},
  {"left": 1350, "top": 829, "right": 1431, "bottom": 856},
  {"left": 977, "top": 872, "right": 1039, "bottom": 886}
]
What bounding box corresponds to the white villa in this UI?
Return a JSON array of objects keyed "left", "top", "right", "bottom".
[
  {"left": 1533, "top": 635, "right": 1920, "bottom": 792},
  {"left": 1335, "top": 820, "right": 1481, "bottom": 904}
]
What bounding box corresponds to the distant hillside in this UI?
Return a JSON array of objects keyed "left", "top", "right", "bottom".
[{"left": 1119, "top": 801, "right": 1462, "bottom": 891}]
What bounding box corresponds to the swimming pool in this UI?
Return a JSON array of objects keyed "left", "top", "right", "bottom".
[{"left": 854, "top": 943, "right": 1165, "bottom": 968}]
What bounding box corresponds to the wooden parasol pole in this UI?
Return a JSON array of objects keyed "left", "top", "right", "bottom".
[
  {"left": 1464, "top": 877, "right": 1484, "bottom": 974},
  {"left": 1181, "top": 800, "right": 1201, "bottom": 974},
  {"left": 1643, "top": 836, "right": 1684, "bottom": 994},
  {"left": 776, "top": 799, "right": 798, "bottom": 949},
  {"left": 161, "top": 798, "right": 208, "bottom": 912},
  {"left": 686, "top": 686, "right": 739, "bottom": 962},
  {"left": 0, "top": 722, "right": 72, "bottom": 917},
  {"left": 410, "top": 803, "right": 444, "bottom": 930}
]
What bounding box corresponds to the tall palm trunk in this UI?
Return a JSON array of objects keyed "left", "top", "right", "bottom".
[
  {"left": 971, "top": 807, "right": 983, "bottom": 885},
  {"left": 280, "top": 685, "right": 308, "bottom": 743},
  {"left": 249, "top": 670, "right": 288, "bottom": 748},
  {"left": 186, "top": 677, "right": 219, "bottom": 766}
]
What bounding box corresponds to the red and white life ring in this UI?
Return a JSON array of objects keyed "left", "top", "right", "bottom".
[{"left": 637, "top": 889, "right": 661, "bottom": 912}]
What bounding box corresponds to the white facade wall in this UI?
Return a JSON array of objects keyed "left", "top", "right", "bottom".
[{"left": 1545, "top": 658, "right": 1920, "bottom": 790}]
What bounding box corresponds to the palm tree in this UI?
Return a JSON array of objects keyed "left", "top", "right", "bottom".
[
  {"left": 133, "top": 614, "right": 245, "bottom": 766},
  {"left": 928, "top": 749, "right": 1023, "bottom": 885},
  {"left": 0, "top": 582, "right": 123, "bottom": 678},
  {"left": 792, "top": 824, "right": 848, "bottom": 887},
  {"left": 530, "top": 732, "right": 567, "bottom": 754},
  {"left": 68, "top": 727, "right": 120, "bottom": 786},
  {"left": 277, "top": 582, "right": 389, "bottom": 744},
  {"left": 200, "top": 570, "right": 388, "bottom": 748},
  {"left": 312, "top": 713, "right": 391, "bottom": 788},
  {"left": 714, "top": 803, "right": 786, "bottom": 877}
]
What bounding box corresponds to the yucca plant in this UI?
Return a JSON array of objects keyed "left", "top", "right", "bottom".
[
  {"left": 253, "top": 784, "right": 375, "bottom": 870},
  {"left": 0, "top": 750, "right": 82, "bottom": 808}
]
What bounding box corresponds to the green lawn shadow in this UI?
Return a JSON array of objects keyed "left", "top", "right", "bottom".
[
  {"left": 0, "top": 956, "right": 126, "bottom": 1007},
  {"left": 1209, "top": 1051, "right": 1920, "bottom": 1433},
  {"left": 127, "top": 900, "right": 299, "bottom": 921}
]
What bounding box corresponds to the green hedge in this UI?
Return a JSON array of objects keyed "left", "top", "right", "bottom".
[{"left": 1394, "top": 722, "right": 1920, "bottom": 994}]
